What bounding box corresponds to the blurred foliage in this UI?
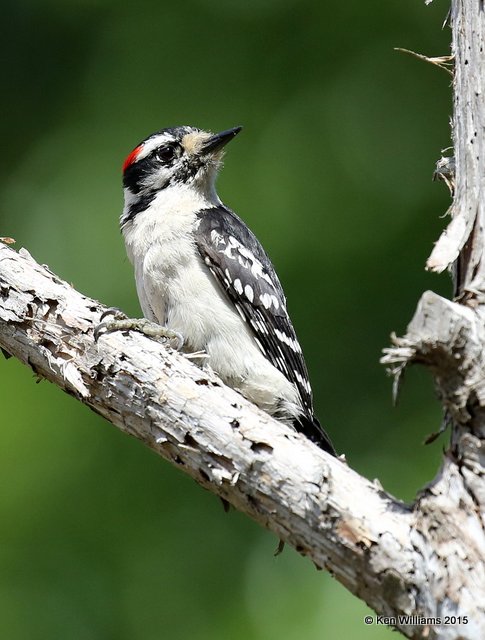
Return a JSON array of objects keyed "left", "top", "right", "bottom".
[{"left": 0, "top": 0, "right": 453, "bottom": 638}]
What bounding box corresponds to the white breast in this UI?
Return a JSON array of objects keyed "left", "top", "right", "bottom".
[{"left": 123, "top": 186, "right": 206, "bottom": 319}]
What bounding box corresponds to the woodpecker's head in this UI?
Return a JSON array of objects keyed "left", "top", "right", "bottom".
[{"left": 121, "top": 125, "right": 241, "bottom": 228}]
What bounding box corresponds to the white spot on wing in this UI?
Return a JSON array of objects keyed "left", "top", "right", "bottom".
[
  {"left": 295, "top": 370, "right": 312, "bottom": 394},
  {"left": 220, "top": 236, "right": 240, "bottom": 260},
  {"left": 234, "top": 303, "right": 247, "bottom": 322},
  {"left": 251, "top": 315, "right": 268, "bottom": 334},
  {"left": 211, "top": 229, "right": 224, "bottom": 245},
  {"left": 275, "top": 328, "right": 301, "bottom": 353},
  {"left": 219, "top": 234, "right": 275, "bottom": 289},
  {"left": 244, "top": 285, "right": 254, "bottom": 302},
  {"left": 258, "top": 321, "right": 268, "bottom": 334},
  {"left": 237, "top": 243, "right": 254, "bottom": 260},
  {"left": 234, "top": 278, "right": 243, "bottom": 294},
  {"left": 252, "top": 262, "right": 273, "bottom": 286},
  {"left": 276, "top": 355, "right": 288, "bottom": 372}
]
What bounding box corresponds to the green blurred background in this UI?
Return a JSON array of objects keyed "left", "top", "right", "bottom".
[{"left": 1, "top": 1, "right": 452, "bottom": 638}]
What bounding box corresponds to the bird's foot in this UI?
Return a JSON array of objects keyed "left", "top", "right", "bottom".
[{"left": 94, "top": 308, "right": 184, "bottom": 350}]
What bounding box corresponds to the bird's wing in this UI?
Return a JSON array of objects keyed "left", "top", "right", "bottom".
[{"left": 194, "top": 206, "right": 314, "bottom": 414}]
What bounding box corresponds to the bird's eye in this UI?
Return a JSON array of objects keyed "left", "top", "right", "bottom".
[{"left": 156, "top": 144, "right": 178, "bottom": 164}]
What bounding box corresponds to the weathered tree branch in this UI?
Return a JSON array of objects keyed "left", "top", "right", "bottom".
[
  {"left": 0, "top": 238, "right": 480, "bottom": 639},
  {"left": 0, "top": 243, "right": 417, "bottom": 627},
  {"left": 0, "top": 237, "right": 465, "bottom": 637}
]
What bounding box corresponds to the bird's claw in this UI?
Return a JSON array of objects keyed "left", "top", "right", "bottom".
[
  {"left": 94, "top": 310, "right": 184, "bottom": 350},
  {"left": 99, "top": 307, "right": 127, "bottom": 324},
  {"left": 94, "top": 307, "right": 127, "bottom": 342},
  {"left": 134, "top": 320, "right": 184, "bottom": 350}
]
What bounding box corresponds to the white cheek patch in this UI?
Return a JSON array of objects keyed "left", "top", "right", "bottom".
[{"left": 140, "top": 166, "right": 171, "bottom": 191}]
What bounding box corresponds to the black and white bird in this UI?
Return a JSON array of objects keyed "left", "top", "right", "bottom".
[{"left": 115, "top": 125, "right": 335, "bottom": 455}]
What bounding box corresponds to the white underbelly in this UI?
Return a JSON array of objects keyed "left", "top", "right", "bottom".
[{"left": 142, "top": 244, "right": 254, "bottom": 365}]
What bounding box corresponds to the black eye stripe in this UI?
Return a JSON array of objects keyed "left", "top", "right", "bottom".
[
  {"left": 123, "top": 154, "right": 158, "bottom": 193},
  {"left": 122, "top": 137, "right": 193, "bottom": 193}
]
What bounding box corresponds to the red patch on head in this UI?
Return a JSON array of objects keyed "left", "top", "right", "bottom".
[{"left": 122, "top": 144, "right": 143, "bottom": 173}]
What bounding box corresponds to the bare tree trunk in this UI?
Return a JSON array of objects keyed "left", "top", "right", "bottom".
[
  {"left": 1, "top": 1, "right": 484, "bottom": 638},
  {"left": 381, "top": 0, "right": 485, "bottom": 637}
]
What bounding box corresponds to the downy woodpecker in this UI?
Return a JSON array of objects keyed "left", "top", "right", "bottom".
[{"left": 116, "top": 125, "right": 335, "bottom": 455}]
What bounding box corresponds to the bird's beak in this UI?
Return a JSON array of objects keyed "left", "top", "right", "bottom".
[{"left": 201, "top": 126, "right": 242, "bottom": 154}]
